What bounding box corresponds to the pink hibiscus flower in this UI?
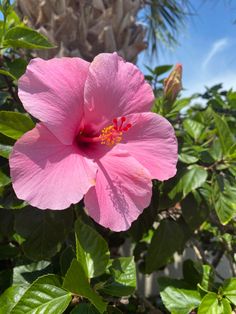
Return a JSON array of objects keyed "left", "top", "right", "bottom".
[{"left": 9, "top": 53, "right": 178, "bottom": 231}]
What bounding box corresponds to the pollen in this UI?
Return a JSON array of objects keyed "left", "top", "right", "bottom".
[{"left": 100, "top": 116, "right": 132, "bottom": 146}]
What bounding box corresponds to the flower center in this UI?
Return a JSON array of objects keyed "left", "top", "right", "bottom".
[
  {"left": 100, "top": 117, "right": 132, "bottom": 147},
  {"left": 78, "top": 116, "right": 132, "bottom": 147}
]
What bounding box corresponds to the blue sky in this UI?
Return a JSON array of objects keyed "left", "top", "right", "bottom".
[
  {"left": 138, "top": 1, "right": 236, "bottom": 96},
  {"left": 1, "top": 1, "right": 235, "bottom": 97}
]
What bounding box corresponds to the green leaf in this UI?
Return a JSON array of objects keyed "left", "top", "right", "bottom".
[
  {"left": 106, "top": 306, "right": 123, "bottom": 314},
  {"left": 0, "top": 208, "right": 14, "bottom": 237},
  {"left": 183, "top": 119, "right": 205, "bottom": 141},
  {"left": 129, "top": 190, "right": 158, "bottom": 241},
  {"left": 214, "top": 180, "right": 236, "bottom": 224},
  {"left": 0, "top": 185, "right": 26, "bottom": 209},
  {"left": 0, "top": 268, "right": 12, "bottom": 293},
  {"left": 0, "top": 144, "right": 12, "bottom": 158},
  {"left": 167, "top": 97, "right": 191, "bottom": 118},
  {"left": 3, "top": 26, "right": 55, "bottom": 49},
  {"left": 13, "top": 261, "right": 51, "bottom": 285},
  {"left": 154, "top": 65, "right": 173, "bottom": 76},
  {"left": 208, "top": 138, "right": 223, "bottom": 161},
  {"left": 60, "top": 246, "right": 75, "bottom": 276},
  {"left": 181, "top": 194, "right": 209, "bottom": 231},
  {"left": 10, "top": 274, "right": 71, "bottom": 314},
  {"left": 145, "top": 219, "right": 185, "bottom": 273},
  {"left": 0, "top": 285, "right": 27, "bottom": 314},
  {"left": 5, "top": 10, "right": 21, "bottom": 29},
  {"left": 0, "top": 244, "right": 18, "bottom": 260},
  {"left": 75, "top": 219, "right": 109, "bottom": 278},
  {"left": 221, "top": 299, "right": 233, "bottom": 314},
  {"left": 7, "top": 59, "right": 27, "bottom": 80},
  {"left": 63, "top": 259, "right": 107, "bottom": 314},
  {"left": 158, "top": 277, "right": 201, "bottom": 314},
  {"left": 222, "top": 278, "right": 236, "bottom": 305},
  {"left": 168, "top": 165, "right": 208, "bottom": 200},
  {"left": 0, "top": 133, "right": 15, "bottom": 158},
  {"left": 183, "top": 259, "right": 203, "bottom": 288},
  {"left": 213, "top": 112, "right": 235, "bottom": 156},
  {"left": 0, "top": 69, "right": 16, "bottom": 80},
  {"left": 0, "top": 169, "right": 11, "bottom": 187},
  {"left": 0, "top": 91, "right": 9, "bottom": 105},
  {"left": 70, "top": 304, "right": 99, "bottom": 314},
  {"left": 201, "top": 265, "right": 215, "bottom": 291},
  {"left": 179, "top": 153, "right": 199, "bottom": 164},
  {"left": 101, "top": 257, "right": 136, "bottom": 297},
  {"left": 15, "top": 207, "right": 74, "bottom": 260},
  {"left": 0, "top": 111, "right": 34, "bottom": 140},
  {"left": 198, "top": 292, "right": 231, "bottom": 314}
]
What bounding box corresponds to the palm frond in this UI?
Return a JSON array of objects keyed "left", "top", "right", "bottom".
[{"left": 139, "top": 0, "right": 195, "bottom": 55}]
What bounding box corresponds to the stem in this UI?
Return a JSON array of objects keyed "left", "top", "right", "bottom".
[{"left": 192, "top": 239, "right": 225, "bottom": 281}]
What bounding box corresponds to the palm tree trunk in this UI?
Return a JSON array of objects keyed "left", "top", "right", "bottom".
[{"left": 16, "top": 0, "right": 147, "bottom": 62}]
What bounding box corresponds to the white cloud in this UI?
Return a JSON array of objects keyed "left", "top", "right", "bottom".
[
  {"left": 183, "top": 70, "right": 236, "bottom": 97},
  {"left": 202, "top": 38, "right": 229, "bottom": 70}
]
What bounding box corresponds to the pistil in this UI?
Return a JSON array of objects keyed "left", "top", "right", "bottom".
[{"left": 78, "top": 116, "right": 132, "bottom": 147}]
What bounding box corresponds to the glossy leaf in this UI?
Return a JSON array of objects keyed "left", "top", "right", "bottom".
[
  {"left": 3, "top": 26, "right": 55, "bottom": 49},
  {"left": 159, "top": 277, "right": 201, "bottom": 314},
  {"left": 0, "top": 111, "right": 34, "bottom": 140},
  {"left": 213, "top": 112, "right": 234, "bottom": 155},
  {"left": 10, "top": 274, "right": 71, "bottom": 314},
  {"left": 0, "top": 285, "right": 27, "bottom": 314},
  {"left": 13, "top": 261, "right": 51, "bottom": 285},
  {"left": 102, "top": 257, "right": 136, "bottom": 297},
  {"left": 63, "top": 259, "right": 107, "bottom": 314},
  {"left": 201, "top": 265, "right": 215, "bottom": 291},
  {"left": 183, "top": 119, "right": 205, "bottom": 141},
  {"left": 222, "top": 278, "right": 236, "bottom": 305},
  {"left": 198, "top": 292, "right": 231, "bottom": 314},
  {"left": 75, "top": 219, "right": 109, "bottom": 278},
  {"left": 168, "top": 165, "right": 208, "bottom": 200}
]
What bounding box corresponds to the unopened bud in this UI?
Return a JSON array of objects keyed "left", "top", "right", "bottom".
[{"left": 163, "top": 63, "right": 182, "bottom": 104}]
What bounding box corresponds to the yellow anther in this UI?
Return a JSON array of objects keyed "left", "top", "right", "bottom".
[{"left": 100, "top": 125, "right": 123, "bottom": 147}]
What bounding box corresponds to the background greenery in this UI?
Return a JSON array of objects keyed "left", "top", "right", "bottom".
[{"left": 0, "top": 1, "right": 235, "bottom": 313}]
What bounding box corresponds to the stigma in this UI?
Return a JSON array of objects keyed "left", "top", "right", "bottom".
[{"left": 100, "top": 116, "right": 132, "bottom": 146}]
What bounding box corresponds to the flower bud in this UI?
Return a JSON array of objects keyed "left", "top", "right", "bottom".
[{"left": 163, "top": 63, "right": 182, "bottom": 105}]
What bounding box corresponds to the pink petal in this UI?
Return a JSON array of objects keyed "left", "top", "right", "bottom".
[
  {"left": 9, "top": 124, "right": 97, "bottom": 209},
  {"left": 118, "top": 112, "right": 178, "bottom": 181},
  {"left": 84, "top": 53, "right": 154, "bottom": 132},
  {"left": 18, "top": 57, "right": 90, "bottom": 145},
  {"left": 84, "top": 150, "right": 152, "bottom": 231}
]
